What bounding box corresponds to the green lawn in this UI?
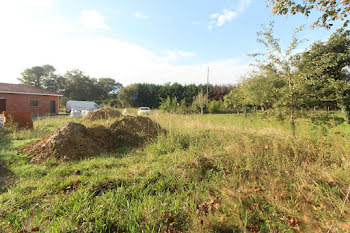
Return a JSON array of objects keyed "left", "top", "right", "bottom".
[{"left": 0, "top": 112, "right": 349, "bottom": 232}]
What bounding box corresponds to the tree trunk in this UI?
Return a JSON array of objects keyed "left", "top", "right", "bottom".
[
  {"left": 346, "top": 106, "right": 350, "bottom": 124},
  {"left": 290, "top": 114, "right": 296, "bottom": 138},
  {"left": 288, "top": 73, "right": 296, "bottom": 137}
]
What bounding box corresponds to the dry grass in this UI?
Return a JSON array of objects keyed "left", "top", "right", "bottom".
[{"left": 0, "top": 111, "right": 349, "bottom": 232}]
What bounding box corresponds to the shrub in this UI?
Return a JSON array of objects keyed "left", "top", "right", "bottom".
[
  {"left": 208, "top": 100, "right": 223, "bottom": 113},
  {"left": 159, "top": 96, "right": 172, "bottom": 112}
]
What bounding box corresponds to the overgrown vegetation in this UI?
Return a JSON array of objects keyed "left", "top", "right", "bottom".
[
  {"left": 0, "top": 111, "right": 349, "bottom": 232},
  {"left": 224, "top": 25, "right": 350, "bottom": 137}
]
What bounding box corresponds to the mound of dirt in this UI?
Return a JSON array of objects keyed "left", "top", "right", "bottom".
[
  {"left": 109, "top": 116, "right": 166, "bottom": 146},
  {"left": 87, "top": 124, "right": 114, "bottom": 149},
  {"left": 20, "top": 122, "right": 107, "bottom": 163},
  {"left": 19, "top": 116, "right": 165, "bottom": 163},
  {"left": 86, "top": 109, "right": 122, "bottom": 121}
]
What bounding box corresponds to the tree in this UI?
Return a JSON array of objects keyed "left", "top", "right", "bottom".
[
  {"left": 242, "top": 70, "right": 286, "bottom": 111},
  {"left": 98, "top": 78, "right": 122, "bottom": 99},
  {"left": 250, "top": 22, "right": 305, "bottom": 136},
  {"left": 18, "top": 65, "right": 63, "bottom": 91},
  {"left": 208, "top": 99, "right": 223, "bottom": 113},
  {"left": 298, "top": 28, "right": 350, "bottom": 123},
  {"left": 117, "top": 84, "right": 140, "bottom": 107},
  {"left": 267, "top": 0, "right": 350, "bottom": 28},
  {"left": 159, "top": 96, "right": 172, "bottom": 112},
  {"left": 211, "top": 85, "right": 234, "bottom": 101},
  {"left": 42, "top": 73, "right": 66, "bottom": 93},
  {"left": 182, "top": 84, "right": 200, "bottom": 105},
  {"left": 63, "top": 70, "right": 103, "bottom": 101},
  {"left": 192, "top": 90, "right": 208, "bottom": 115},
  {"left": 178, "top": 98, "right": 188, "bottom": 114},
  {"left": 224, "top": 86, "right": 246, "bottom": 114}
]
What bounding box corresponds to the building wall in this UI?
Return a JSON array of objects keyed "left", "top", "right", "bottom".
[{"left": 0, "top": 93, "right": 59, "bottom": 115}]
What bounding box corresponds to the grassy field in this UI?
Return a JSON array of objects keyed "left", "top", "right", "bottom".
[{"left": 0, "top": 111, "right": 350, "bottom": 232}]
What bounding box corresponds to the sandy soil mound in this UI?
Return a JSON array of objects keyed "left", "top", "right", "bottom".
[
  {"left": 109, "top": 116, "right": 166, "bottom": 146},
  {"left": 19, "top": 116, "right": 165, "bottom": 163},
  {"left": 87, "top": 124, "right": 114, "bottom": 149},
  {"left": 20, "top": 122, "right": 107, "bottom": 163},
  {"left": 86, "top": 109, "right": 122, "bottom": 121}
]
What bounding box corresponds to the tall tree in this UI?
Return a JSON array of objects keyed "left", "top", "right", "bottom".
[
  {"left": 117, "top": 84, "right": 140, "bottom": 107},
  {"left": 250, "top": 22, "right": 304, "bottom": 136},
  {"left": 224, "top": 86, "right": 246, "bottom": 114},
  {"left": 298, "top": 28, "right": 350, "bottom": 122},
  {"left": 63, "top": 70, "right": 103, "bottom": 101},
  {"left": 268, "top": 0, "right": 350, "bottom": 28},
  {"left": 18, "top": 65, "right": 58, "bottom": 89},
  {"left": 242, "top": 71, "right": 285, "bottom": 111},
  {"left": 192, "top": 90, "right": 208, "bottom": 115},
  {"left": 98, "top": 78, "right": 122, "bottom": 99}
]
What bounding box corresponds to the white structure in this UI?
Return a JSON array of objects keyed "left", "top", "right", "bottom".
[{"left": 66, "top": 100, "right": 99, "bottom": 113}]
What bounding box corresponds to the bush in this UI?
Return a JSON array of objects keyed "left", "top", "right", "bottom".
[
  {"left": 208, "top": 100, "right": 223, "bottom": 113},
  {"left": 159, "top": 96, "right": 172, "bottom": 112}
]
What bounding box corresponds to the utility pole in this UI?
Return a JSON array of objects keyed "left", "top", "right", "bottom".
[{"left": 206, "top": 66, "right": 209, "bottom": 99}]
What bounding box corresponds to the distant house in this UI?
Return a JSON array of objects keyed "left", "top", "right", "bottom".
[{"left": 0, "top": 83, "right": 63, "bottom": 115}]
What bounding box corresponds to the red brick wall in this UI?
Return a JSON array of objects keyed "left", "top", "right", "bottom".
[
  {"left": 0, "top": 93, "right": 59, "bottom": 115},
  {"left": 2, "top": 111, "right": 33, "bottom": 128}
]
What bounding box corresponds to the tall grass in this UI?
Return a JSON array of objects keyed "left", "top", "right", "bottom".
[{"left": 0, "top": 112, "right": 349, "bottom": 232}]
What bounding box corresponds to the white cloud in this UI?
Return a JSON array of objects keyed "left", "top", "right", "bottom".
[
  {"left": 178, "top": 51, "right": 197, "bottom": 57},
  {"left": 4, "top": 0, "right": 54, "bottom": 8},
  {"left": 0, "top": 31, "right": 249, "bottom": 85},
  {"left": 216, "top": 9, "right": 238, "bottom": 27},
  {"left": 163, "top": 50, "right": 197, "bottom": 61},
  {"left": 210, "top": 13, "right": 220, "bottom": 19},
  {"left": 78, "top": 9, "right": 110, "bottom": 30},
  {"left": 0, "top": 2, "right": 250, "bottom": 86},
  {"left": 133, "top": 11, "right": 149, "bottom": 20},
  {"left": 209, "top": 0, "right": 252, "bottom": 29}
]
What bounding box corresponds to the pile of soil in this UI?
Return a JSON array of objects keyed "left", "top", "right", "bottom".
[
  {"left": 19, "top": 116, "right": 165, "bottom": 163},
  {"left": 20, "top": 122, "right": 107, "bottom": 163},
  {"left": 109, "top": 116, "right": 166, "bottom": 146},
  {"left": 86, "top": 109, "right": 122, "bottom": 121},
  {"left": 87, "top": 124, "right": 114, "bottom": 149}
]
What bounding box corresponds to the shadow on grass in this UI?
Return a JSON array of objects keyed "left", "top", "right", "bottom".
[
  {"left": 0, "top": 131, "right": 13, "bottom": 152},
  {"left": 0, "top": 162, "right": 15, "bottom": 194}
]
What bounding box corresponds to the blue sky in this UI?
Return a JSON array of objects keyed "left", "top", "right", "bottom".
[{"left": 0, "top": 0, "right": 341, "bottom": 85}]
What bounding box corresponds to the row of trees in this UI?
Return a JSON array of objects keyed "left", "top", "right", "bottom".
[
  {"left": 117, "top": 83, "right": 233, "bottom": 108},
  {"left": 158, "top": 90, "right": 222, "bottom": 114},
  {"left": 18, "top": 65, "right": 233, "bottom": 108},
  {"left": 18, "top": 66, "right": 122, "bottom": 102}
]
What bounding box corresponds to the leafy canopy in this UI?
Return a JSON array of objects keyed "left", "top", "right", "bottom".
[{"left": 267, "top": 0, "right": 350, "bottom": 28}]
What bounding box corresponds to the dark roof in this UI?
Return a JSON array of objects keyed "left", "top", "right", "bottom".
[{"left": 0, "top": 83, "right": 62, "bottom": 96}]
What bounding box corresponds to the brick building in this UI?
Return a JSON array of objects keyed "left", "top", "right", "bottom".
[{"left": 0, "top": 83, "right": 62, "bottom": 115}]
